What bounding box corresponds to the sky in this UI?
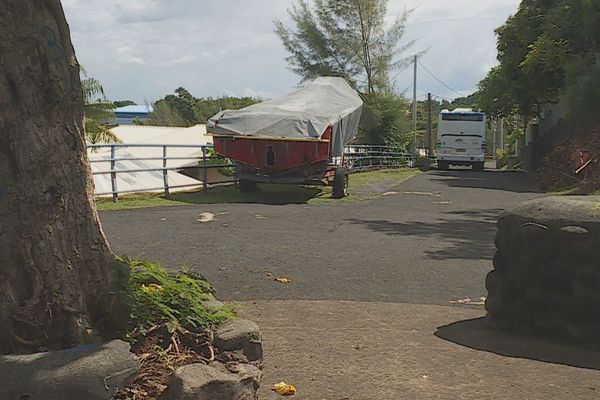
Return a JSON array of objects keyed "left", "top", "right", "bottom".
[{"left": 62, "top": 0, "right": 520, "bottom": 104}]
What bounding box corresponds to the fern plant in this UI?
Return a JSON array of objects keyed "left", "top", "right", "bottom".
[{"left": 118, "top": 257, "right": 236, "bottom": 342}]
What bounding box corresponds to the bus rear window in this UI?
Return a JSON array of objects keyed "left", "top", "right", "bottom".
[{"left": 441, "top": 114, "right": 484, "bottom": 122}]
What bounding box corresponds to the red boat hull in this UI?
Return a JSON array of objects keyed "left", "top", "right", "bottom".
[
  {"left": 211, "top": 128, "right": 335, "bottom": 183},
  {"left": 213, "top": 137, "right": 329, "bottom": 171}
]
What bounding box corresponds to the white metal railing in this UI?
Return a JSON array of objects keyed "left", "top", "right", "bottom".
[
  {"left": 88, "top": 143, "right": 233, "bottom": 202},
  {"left": 345, "top": 145, "right": 414, "bottom": 170},
  {"left": 87, "top": 143, "right": 413, "bottom": 202}
]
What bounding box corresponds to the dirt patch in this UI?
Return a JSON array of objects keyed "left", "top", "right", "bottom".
[
  {"left": 539, "top": 127, "right": 600, "bottom": 192},
  {"left": 113, "top": 325, "right": 213, "bottom": 399}
]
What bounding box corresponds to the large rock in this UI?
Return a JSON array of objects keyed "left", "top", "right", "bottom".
[
  {"left": 213, "top": 319, "right": 262, "bottom": 362},
  {"left": 158, "top": 363, "right": 261, "bottom": 400},
  {"left": 497, "top": 196, "right": 600, "bottom": 231},
  {"left": 202, "top": 298, "right": 225, "bottom": 311},
  {"left": 486, "top": 196, "right": 600, "bottom": 347},
  {"left": 0, "top": 340, "right": 139, "bottom": 400}
]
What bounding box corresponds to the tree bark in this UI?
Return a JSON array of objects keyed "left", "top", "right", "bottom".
[{"left": 0, "top": 0, "right": 126, "bottom": 354}]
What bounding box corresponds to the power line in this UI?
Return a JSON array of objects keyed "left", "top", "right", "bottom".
[
  {"left": 415, "top": 93, "right": 453, "bottom": 103},
  {"left": 417, "top": 60, "right": 466, "bottom": 98}
]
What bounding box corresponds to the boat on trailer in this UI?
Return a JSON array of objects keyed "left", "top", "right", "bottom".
[{"left": 206, "top": 77, "right": 363, "bottom": 198}]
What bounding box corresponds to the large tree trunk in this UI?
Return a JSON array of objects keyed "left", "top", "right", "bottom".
[{"left": 0, "top": 0, "right": 126, "bottom": 354}]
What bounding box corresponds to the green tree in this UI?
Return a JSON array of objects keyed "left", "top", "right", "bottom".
[
  {"left": 478, "top": 0, "right": 600, "bottom": 127},
  {"left": 193, "top": 96, "right": 258, "bottom": 124},
  {"left": 113, "top": 100, "right": 136, "bottom": 108},
  {"left": 275, "top": 0, "right": 417, "bottom": 95},
  {"left": 477, "top": 66, "right": 517, "bottom": 118},
  {"left": 145, "top": 101, "right": 189, "bottom": 127},
  {"left": 145, "top": 88, "right": 260, "bottom": 127},
  {"left": 449, "top": 93, "right": 480, "bottom": 111},
  {"left": 357, "top": 94, "right": 410, "bottom": 145}
]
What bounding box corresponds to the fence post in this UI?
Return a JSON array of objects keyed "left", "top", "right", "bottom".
[
  {"left": 202, "top": 146, "right": 208, "bottom": 190},
  {"left": 163, "top": 145, "right": 170, "bottom": 197},
  {"left": 110, "top": 145, "right": 118, "bottom": 202}
]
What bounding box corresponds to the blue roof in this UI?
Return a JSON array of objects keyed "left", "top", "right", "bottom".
[{"left": 115, "top": 105, "right": 153, "bottom": 114}]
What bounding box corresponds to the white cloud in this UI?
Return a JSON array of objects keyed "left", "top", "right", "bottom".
[
  {"left": 158, "top": 54, "right": 197, "bottom": 67},
  {"left": 389, "top": 0, "right": 520, "bottom": 99},
  {"left": 62, "top": 0, "right": 519, "bottom": 103},
  {"left": 116, "top": 46, "right": 147, "bottom": 65}
]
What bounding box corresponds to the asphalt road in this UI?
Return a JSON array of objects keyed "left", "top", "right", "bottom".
[{"left": 100, "top": 168, "right": 540, "bottom": 306}]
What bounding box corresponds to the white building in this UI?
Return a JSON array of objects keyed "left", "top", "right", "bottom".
[{"left": 89, "top": 125, "right": 215, "bottom": 197}]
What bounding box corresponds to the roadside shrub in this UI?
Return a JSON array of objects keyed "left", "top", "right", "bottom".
[{"left": 118, "top": 257, "right": 236, "bottom": 342}]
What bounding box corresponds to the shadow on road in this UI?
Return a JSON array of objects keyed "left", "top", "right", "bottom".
[
  {"left": 169, "top": 184, "right": 326, "bottom": 205},
  {"left": 347, "top": 208, "right": 503, "bottom": 260},
  {"left": 435, "top": 318, "right": 600, "bottom": 371},
  {"left": 430, "top": 170, "right": 539, "bottom": 194}
]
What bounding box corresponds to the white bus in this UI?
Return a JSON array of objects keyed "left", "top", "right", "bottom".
[{"left": 436, "top": 108, "right": 486, "bottom": 171}]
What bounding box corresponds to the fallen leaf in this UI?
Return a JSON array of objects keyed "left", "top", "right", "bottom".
[
  {"left": 160, "top": 218, "right": 167, "bottom": 221},
  {"left": 274, "top": 277, "right": 291, "bottom": 284},
  {"left": 255, "top": 215, "right": 268, "bottom": 219},
  {"left": 266, "top": 272, "right": 273, "bottom": 278},
  {"left": 272, "top": 382, "right": 297, "bottom": 396}
]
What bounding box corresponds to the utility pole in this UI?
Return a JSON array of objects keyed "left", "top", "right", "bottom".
[
  {"left": 427, "top": 93, "right": 433, "bottom": 156},
  {"left": 412, "top": 55, "right": 418, "bottom": 157}
]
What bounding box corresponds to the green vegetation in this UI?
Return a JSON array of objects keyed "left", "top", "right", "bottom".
[
  {"left": 357, "top": 94, "right": 411, "bottom": 146},
  {"left": 96, "top": 168, "right": 420, "bottom": 211},
  {"left": 97, "top": 194, "right": 186, "bottom": 211},
  {"left": 113, "top": 100, "right": 136, "bottom": 108},
  {"left": 478, "top": 0, "right": 600, "bottom": 128},
  {"left": 274, "top": 0, "right": 417, "bottom": 95},
  {"left": 81, "top": 68, "right": 121, "bottom": 144},
  {"left": 121, "top": 257, "right": 235, "bottom": 343},
  {"left": 144, "top": 87, "right": 260, "bottom": 127},
  {"left": 449, "top": 93, "right": 480, "bottom": 110},
  {"left": 345, "top": 168, "right": 418, "bottom": 187}
]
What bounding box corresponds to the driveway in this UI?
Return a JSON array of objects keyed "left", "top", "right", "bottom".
[
  {"left": 100, "top": 169, "right": 600, "bottom": 400},
  {"left": 101, "top": 169, "right": 540, "bottom": 306}
]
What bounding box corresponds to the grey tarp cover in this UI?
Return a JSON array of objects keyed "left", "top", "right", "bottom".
[{"left": 206, "top": 77, "right": 363, "bottom": 156}]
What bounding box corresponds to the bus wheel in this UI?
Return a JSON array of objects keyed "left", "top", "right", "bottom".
[
  {"left": 473, "top": 162, "right": 485, "bottom": 172},
  {"left": 332, "top": 167, "right": 349, "bottom": 199},
  {"left": 437, "top": 161, "right": 449, "bottom": 171}
]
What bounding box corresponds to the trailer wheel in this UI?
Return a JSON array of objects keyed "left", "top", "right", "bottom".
[
  {"left": 437, "top": 161, "right": 449, "bottom": 171},
  {"left": 332, "top": 167, "right": 349, "bottom": 199},
  {"left": 238, "top": 179, "right": 257, "bottom": 193}
]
